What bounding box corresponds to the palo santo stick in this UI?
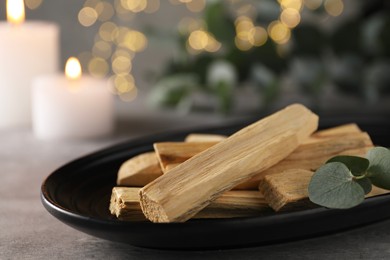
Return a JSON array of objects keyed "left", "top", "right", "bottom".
[
  {"left": 165, "top": 163, "right": 180, "bottom": 172},
  {"left": 139, "top": 104, "right": 319, "bottom": 222},
  {"left": 258, "top": 169, "right": 316, "bottom": 212},
  {"left": 311, "top": 123, "right": 361, "bottom": 138},
  {"left": 185, "top": 133, "right": 227, "bottom": 142},
  {"left": 154, "top": 142, "right": 218, "bottom": 173},
  {"left": 110, "top": 187, "right": 272, "bottom": 221},
  {"left": 110, "top": 187, "right": 147, "bottom": 221},
  {"left": 117, "top": 152, "right": 163, "bottom": 186},
  {"left": 161, "top": 133, "right": 369, "bottom": 175},
  {"left": 258, "top": 169, "right": 390, "bottom": 212},
  {"left": 198, "top": 190, "right": 272, "bottom": 219},
  {"left": 119, "top": 124, "right": 362, "bottom": 186},
  {"left": 117, "top": 135, "right": 225, "bottom": 186},
  {"left": 117, "top": 124, "right": 362, "bottom": 187},
  {"left": 155, "top": 127, "right": 372, "bottom": 188},
  {"left": 236, "top": 131, "right": 373, "bottom": 190}
]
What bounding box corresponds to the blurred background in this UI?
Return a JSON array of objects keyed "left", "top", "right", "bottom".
[{"left": 1, "top": 0, "right": 389, "bottom": 118}]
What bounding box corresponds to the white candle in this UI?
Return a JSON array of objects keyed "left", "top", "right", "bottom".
[
  {"left": 32, "top": 57, "right": 114, "bottom": 139},
  {"left": 0, "top": 0, "right": 59, "bottom": 128}
]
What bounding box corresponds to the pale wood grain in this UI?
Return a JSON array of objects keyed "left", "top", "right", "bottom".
[
  {"left": 236, "top": 131, "right": 373, "bottom": 190},
  {"left": 258, "top": 169, "right": 390, "bottom": 212},
  {"left": 139, "top": 104, "right": 319, "bottom": 222},
  {"left": 156, "top": 124, "right": 369, "bottom": 189},
  {"left": 154, "top": 142, "right": 218, "bottom": 173},
  {"left": 185, "top": 133, "right": 227, "bottom": 142},
  {"left": 117, "top": 152, "right": 162, "bottom": 186},
  {"left": 110, "top": 187, "right": 272, "bottom": 221}
]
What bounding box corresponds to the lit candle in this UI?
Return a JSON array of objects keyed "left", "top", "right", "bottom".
[
  {"left": 32, "top": 57, "right": 114, "bottom": 139},
  {"left": 0, "top": 0, "right": 59, "bottom": 128}
]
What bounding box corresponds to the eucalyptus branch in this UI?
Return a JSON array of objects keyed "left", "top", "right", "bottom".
[{"left": 308, "top": 147, "right": 390, "bottom": 209}]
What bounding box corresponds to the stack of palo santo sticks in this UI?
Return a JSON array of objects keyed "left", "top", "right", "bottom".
[{"left": 109, "top": 104, "right": 388, "bottom": 223}]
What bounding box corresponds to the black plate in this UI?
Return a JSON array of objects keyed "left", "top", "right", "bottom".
[{"left": 41, "top": 116, "right": 390, "bottom": 250}]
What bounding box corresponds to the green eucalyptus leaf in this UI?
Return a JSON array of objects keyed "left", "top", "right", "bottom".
[
  {"left": 308, "top": 162, "right": 365, "bottom": 209},
  {"left": 366, "top": 147, "right": 390, "bottom": 189},
  {"left": 327, "top": 155, "right": 369, "bottom": 176},
  {"left": 355, "top": 178, "right": 372, "bottom": 195}
]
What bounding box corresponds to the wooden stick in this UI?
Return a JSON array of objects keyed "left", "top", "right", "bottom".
[
  {"left": 139, "top": 104, "right": 319, "bottom": 222},
  {"left": 258, "top": 169, "right": 390, "bottom": 212},
  {"left": 154, "top": 125, "right": 371, "bottom": 189},
  {"left": 185, "top": 133, "right": 227, "bottom": 142},
  {"left": 199, "top": 190, "right": 272, "bottom": 218},
  {"left": 117, "top": 135, "right": 225, "bottom": 186},
  {"left": 236, "top": 132, "right": 373, "bottom": 190},
  {"left": 118, "top": 124, "right": 362, "bottom": 186},
  {"left": 110, "top": 187, "right": 272, "bottom": 221},
  {"left": 311, "top": 123, "right": 361, "bottom": 137},
  {"left": 165, "top": 163, "right": 181, "bottom": 172},
  {"left": 110, "top": 187, "right": 147, "bottom": 221},
  {"left": 117, "top": 152, "right": 162, "bottom": 186},
  {"left": 154, "top": 142, "right": 218, "bottom": 173}
]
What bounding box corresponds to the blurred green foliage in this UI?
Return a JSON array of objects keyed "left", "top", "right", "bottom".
[{"left": 148, "top": 0, "right": 390, "bottom": 114}]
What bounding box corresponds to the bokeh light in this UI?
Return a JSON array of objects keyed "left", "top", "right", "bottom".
[
  {"left": 95, "top": 1, "right": 115, "bottom": 22},
  {"left": 98, "top": 21, "right": 118, "bottom": 42},
  {"left": 111, "top": 49, "right": 135, "bottom": 62},
  {"left": 304, "top": 0, "right": 323, "bottom": 10},
  {"left": 88, "top": 57, "right": 109, "bottom": 78},
  {"left": 324, "top": 0, "right": 344, "bottom": 16},
  {"left": 280, "top": 8, "right": 301, "bottom": 28},
  {"left": 188, "top": 30, "right": 207, "bottom": 50},
  {"left": 78, "top": 7, "right": 98, "bottom": 27},
  {"left": 248, "top": 26, "right": 268, "bottom": 47},
  {"left": 119, "top": 87, "right": 138, "bottom": 102},
  {"left": 112, "top": 55, "right": 132, "bottom": 75},
  {"left": 84, "top": 0, "right": 100, "bottom": 8},
  {"left": 235, "top": 16, "right": 254, "bottom": 40},
  {"left": 268, "top": 20, "right": 291, "bottom": 44},
  {"left": 235, "top": 36, "right": 252, "bottom": 51},
  {"left": 234, "top": 16, "right": 255, "bottom": 50},
  {"left": 121, "top": 0, "right": 147, "bottom": 13},
  {"left": 144, "top": 0, "right": 160, "bottom": 13},
  {"left": 92, "top": 40, "right": 112, "bottom": 59},
  {"left": 122, "top": 30, "right": 148, "bottom": 52},
  {"left": 187, "top": 30, "right": 221, "bottom": 53},
  {"left": 25, "top": 0, "right": 43, "bottom": 10},
  {"left": 279, "top": 0, "right": 303, "bottom": 11},
  {"left": 186, "top": 0, "right": 205, "bottom": 13},
  {"left": 111, "top": 74, "right": 135, "bottom": 93}
]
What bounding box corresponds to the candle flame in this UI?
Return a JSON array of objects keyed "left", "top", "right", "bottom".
[
  {"left": 7, "top": 0, "right": 25, "bottom": 25},
  {"left": 65, "top": 57, "right": 82, "bottom": 80}
]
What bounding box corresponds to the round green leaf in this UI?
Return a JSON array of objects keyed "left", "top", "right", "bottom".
[
  {"left": 366, "top": 147, "right": 390, "bottom": 189},
  {"left": 308, "top": 162, "right": 365, "bottom": 209},
  {"left": 326, "top": 155, "right": 369, "bottom": 176},
  {"left": 356, "top": 178, "right": 372, "bottom": 195}
]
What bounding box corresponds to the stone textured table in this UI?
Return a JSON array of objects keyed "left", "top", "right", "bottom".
[{"left": 2, "top": 107, "right": 390, "bottom": 260}]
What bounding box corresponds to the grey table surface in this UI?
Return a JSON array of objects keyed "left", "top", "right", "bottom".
[{"left": 2, "top": 109, "right": 390, "bottom": 260}]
